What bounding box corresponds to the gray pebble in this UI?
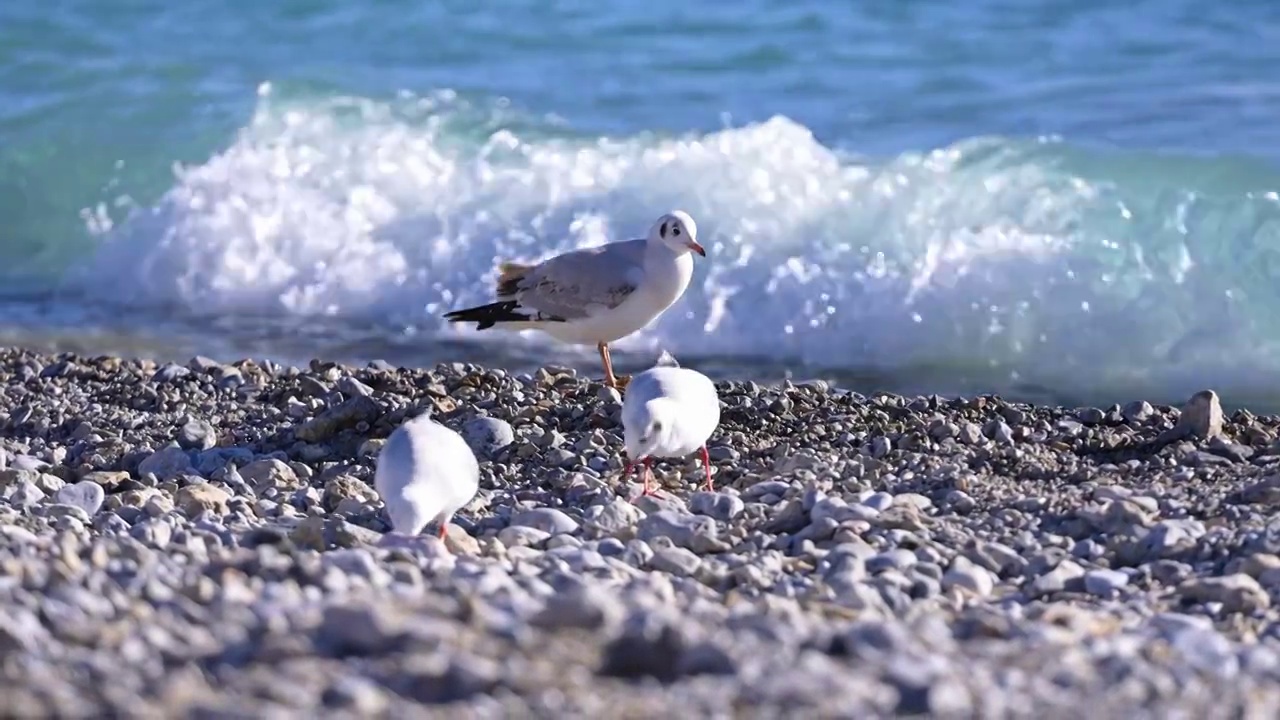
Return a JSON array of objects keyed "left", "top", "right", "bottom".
[
  {"left": 509, "top": 507, "right": 579, "bottom": 535},
  {"left": 1028, "top": 559, "right": 1085, "bottom": 598},
  {"left": 4, "top": 350, "right": 1280, "bottom": 717},
  {"left": 862, "top": 492, "right": 895, "bottom": 511},
  {"left": 322, "top": 676, "right": 387, "bottom": 714},
  {"left": 1076, "top": 407, "right": 1106, "bottom": 425},
  {"left": 941, "top": 556, "right": 995, "bottom": 596},
  {"left": 152, "top": 363, "right": 191, "bottom": 383},
  {"left": 532, "top": 584, "right": 622, "bottom": 631},
  {"left": 1179, "top": 574, "right": 1270, "bottom": 614},
  {"left": 462, "top": 416, "right": 515, "bottom": 459},
  {"left": 7, "top": 481, "right": 45, "bottom": 508},
  {"left": 689, "top": 491, "right": 745, "bottom": 521},
  {"left": 1122, "top": 400, "right": 1155, "bottom": 424},
  {"left": 317, "top": 604, "right": 400, "bottom": 656},
  {"left": 1083, "top": 568, "right": 1129, "bottom": 597},
  {"left": 984, "top": 419, "right": 1014, "bottom": 444},
  {"left": 650, "top": 545, "right": 702, "bottom": 576},
  {"left": 583, "top": 499, "right": 643, "bottom": 538},
  {"left": 636, "top": 511, "right": 725, "bottom": 554},
  {"left": 868, "top": 549, "right": 917, "bottom": 573},
  {"left": 622, "top": 538, "right": 655, "bottom": 567},
  {"left": 54, "top": 481, "right": 105, "bottom": 517},
  {"left": 178, "top": 420, "right": 218, "bottom": 451},
  {"left": 137, "top": 446, "right": 193, "bottom": 481},
  {"left": 499, "top": 525, "right": 551, "bottom": 548},
  {"left": 868, "top": 436, "right": 892, "bottom": 458},
  {"left": 742, "top": 480, "right": 792, "bottom": 501},
  {"left": 1177, "top": 390, "right": 1224, "bottom": 440},
  {"left": 10, "top": 455, "right": 48, "bottom": 472}
]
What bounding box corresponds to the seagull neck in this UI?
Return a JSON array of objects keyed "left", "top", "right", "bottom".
[{"left": 643, "top": 237, "right": 682, "bottom": 264}]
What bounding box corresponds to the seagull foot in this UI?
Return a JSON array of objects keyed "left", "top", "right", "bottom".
[{"left": 605, "top": 374, "right": 632, "bottom": 390}]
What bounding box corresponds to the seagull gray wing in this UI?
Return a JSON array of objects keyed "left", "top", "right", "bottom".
[{"left": 504, "top": 239, "right": 647, "bottom": 321}]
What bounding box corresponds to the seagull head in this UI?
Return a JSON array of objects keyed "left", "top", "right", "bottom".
[
  {"left": 650, "top": 210, "right": 704, "bottom": 257},
  {"left": 624, "top": 397, "right": 678, "bottom": 461}
]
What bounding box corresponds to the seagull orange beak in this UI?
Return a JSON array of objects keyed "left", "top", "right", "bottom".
[{"left": 687, "top": 241, "right": 706, "bottom": 257}]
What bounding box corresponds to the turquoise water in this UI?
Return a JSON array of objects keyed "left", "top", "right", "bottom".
[{"left": 3, "top": 1, "right": 1280, "bottom": 408}]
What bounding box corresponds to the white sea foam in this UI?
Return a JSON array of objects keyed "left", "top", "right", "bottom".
[{"left": 73, "top": 87, "right": 1280, "bottom": 402}]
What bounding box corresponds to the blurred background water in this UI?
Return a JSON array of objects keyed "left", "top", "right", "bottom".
[{"left": 2, "top": 0, "right": 1280, "bottom": 408}]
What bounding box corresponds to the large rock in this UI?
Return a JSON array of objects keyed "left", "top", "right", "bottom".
[
  {"left": 1177, "top": 390, "right": 1223, "bottom": 440},
  {"left": 175, "top": 484, "right": 231, "bottom": 516}
]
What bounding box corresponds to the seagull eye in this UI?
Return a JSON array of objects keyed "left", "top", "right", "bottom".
[{"left": 672, "top": 226, "right": 681, "bottom": 236}]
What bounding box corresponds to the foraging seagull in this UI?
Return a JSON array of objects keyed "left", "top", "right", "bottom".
[
  {"left": 374, "top": 412, "right": 480, "bottom": 540},
  {"left": 620, "top": 353, "right": 720, "bottom": 495},
  {"left": 443, "top": 211, "right": 705, "bottom": 389}
]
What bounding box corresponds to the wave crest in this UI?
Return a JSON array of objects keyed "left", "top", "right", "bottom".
[{"left": 74, "top": 87, "right": 1280, "bottom": 402}]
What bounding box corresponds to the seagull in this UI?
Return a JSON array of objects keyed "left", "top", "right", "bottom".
[
  {"left": 374, "top": 412, "right": 480, "bottom": 541},
  {"left": 442, "top": 211, "right": 705, "bottom": 389},
  {"left": 620, "top": 353, "right": 721, "bottom": 495}
]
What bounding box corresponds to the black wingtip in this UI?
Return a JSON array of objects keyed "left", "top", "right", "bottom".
[{"left": 442, "top": 301, "right": 529, "bottom": 330}]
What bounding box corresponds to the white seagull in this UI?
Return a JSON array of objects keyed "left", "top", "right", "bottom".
[
  {"left": 620, "top": 354, "right": 721, "bottom": 495},
  {"left": 443, "top": 211, "right": 705, "bottom": 389},
  {"left": 374, "top": 412, "right": 480, "bottom": 540}
]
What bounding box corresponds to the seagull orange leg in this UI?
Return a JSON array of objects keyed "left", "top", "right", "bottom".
[
  {"left": 642, "top": 457, "right": 655, "bottom": 495},
  {"left": 597, "top": 342, "right": 630, "bottom": 390},
  {"left": 437, "top": 523, "right": 447, "bottom": 540},
  {"left": 700, "top": 445, "right": 714, "bottom": 492}
]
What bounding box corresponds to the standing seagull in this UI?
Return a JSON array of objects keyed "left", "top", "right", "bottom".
[
  {"left": 442, "top": 211, "right": 705, "bottom": 389},
  {"left": 620, "top": 354, "right": 721, "bottom": 495},
  {"left": 374, "top": 412, "right": 480, "bottom": 540}
]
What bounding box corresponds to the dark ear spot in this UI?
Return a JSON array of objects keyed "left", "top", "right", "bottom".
[{"left": 659, "top": 221, "right": 669, "bottom": 238}]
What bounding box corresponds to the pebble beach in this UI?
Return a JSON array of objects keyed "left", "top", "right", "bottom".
[{"left": 4, "top": 346, "right": 1280, "bottom": 718}]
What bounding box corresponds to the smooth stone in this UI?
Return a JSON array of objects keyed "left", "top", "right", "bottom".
[
  {"left": 636, "top": 511, "right": 726, "bottom": 554},
  {"left": 862, "top": 492, "right": 895, "bottom": 511},
  {"left": 54, "top": 481, "right": 105, "bottom": 517},
  {"left": 532, "top": 584, "right": 623, "bottom": 631},
  {"left": 462, "top": 417, "right": 515, "bottom": 459},
  {"left": 508, "top": 507, "right": 579, "bottom": 535},
  {"left": 649, "top": 546, "right": 703, "bottom": 576},
  {"left": 1122, "top": 400, "right": 1154, "bottom": 424},
  {"left": 240, "top": 459, "right": 301, "bottom": 492},
  {"left": 583, "top": 500, "right": 644, "bottom": 539},
  {"left": 941, "top": 556, "right": 995, "bottom": 597},
  {"left": 178, "top": 420, "right": 218, "bottom": 451},
  {"left": 498, "top": 525, "right": 552, "bottom": 548},
  {"left": 10, "top": 455, "right": 49, "bottom": 472},
  {"left": 689, "top": 491, "right": 745, "bottom": 521},
  {"left": 1027, "top": 559, "right": 1085, "bottom": 598},
  {"left": 1178, "top": 574, "right": 1270, "bottom": 614},
  {"left": 7, "top": 481, "right": 45, "bottom": 508},
  {"left": 152, "top": 364, "right": 191, "bottom": 383},
  {"left": 1176, "top": 389, "right": 1223, "bottom": 440},
  {"left": 1083, "top": 569, "right": 1129, "bottom": 597},
  {"left": 137, "top": 446, "right": 194, "bottom": 481},
  {"left": 867, "top": 549, "right": 917, "bottom": 574}
]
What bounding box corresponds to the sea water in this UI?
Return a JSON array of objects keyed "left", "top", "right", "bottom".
[{"left": 2, "top": 0, "right": 1279, "bottom": 408}]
